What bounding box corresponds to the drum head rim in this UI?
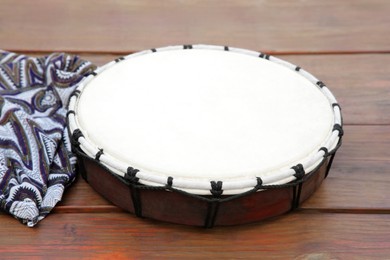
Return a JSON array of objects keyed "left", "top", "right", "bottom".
[{"left": 67, "top": 44, "right": 343, "bottom": 195}]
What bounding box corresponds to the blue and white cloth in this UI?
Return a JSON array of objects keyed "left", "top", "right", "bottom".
[{"left": 0, "top": 51, "right": 95, "bottom": 226}]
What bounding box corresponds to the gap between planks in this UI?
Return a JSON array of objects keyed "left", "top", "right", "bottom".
[
  {"left": 52, "top": 205, "right": 390, "bottom": 215},
  {"left": 5, "top": 49, "right": 390, "bottom": 56}
]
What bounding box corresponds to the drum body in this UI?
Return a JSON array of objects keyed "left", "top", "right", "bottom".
[{"left": 68, "top": 45, "right": 343, "bottom": 227}]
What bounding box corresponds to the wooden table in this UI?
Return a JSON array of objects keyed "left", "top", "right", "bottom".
[{"left": 1, "top": 1, "right": 389, "bottom": 258}]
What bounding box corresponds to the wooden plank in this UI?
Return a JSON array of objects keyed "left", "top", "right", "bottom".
[
  {"left": 338, "top": 125, "right": 390, "bottom": 162},
  {"left": 1, "top": 0, "right": 390, "bottom": 53},
  {"left": 302, "top": 125, "right": 390, "bottom": 209},
  {"left": 302, "top": 159, "right": 390, "bottom": 211},
  {"left": 283, "top": 54, "right": 390, "bottom": 125},
  {"left": 57, "top": 176, "right": 117, "bottom": 210},
  {"left": 0, "top": 212, "right": 389, "bottom": 258}
]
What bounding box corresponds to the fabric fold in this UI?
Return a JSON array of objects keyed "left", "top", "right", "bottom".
[{"left": 0, "top": 51, "right": 96, "bottom": 226}]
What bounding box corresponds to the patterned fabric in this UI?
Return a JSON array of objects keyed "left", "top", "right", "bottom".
[{"left": 0, "top": 51, "right": 96, "bottom": 226}]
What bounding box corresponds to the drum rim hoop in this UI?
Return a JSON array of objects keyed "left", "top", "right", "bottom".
[{"left": 67, "top": 44, "right": 343, "bottom": 195}]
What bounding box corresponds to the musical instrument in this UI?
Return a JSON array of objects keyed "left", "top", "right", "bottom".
[{"left": 67, "top": 45, "right": 343, "bottom": 227}]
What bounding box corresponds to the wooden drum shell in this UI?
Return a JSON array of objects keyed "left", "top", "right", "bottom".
[{"left": 77, "top": 151, "right": 333, "bottom": 227}]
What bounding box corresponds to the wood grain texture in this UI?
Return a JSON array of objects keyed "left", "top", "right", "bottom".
[
  {"left": 1, "top": 1, "right": 389, "bottom": 258},
  {"left": 282, "top": 54, "right": 390, "bottom": 125},
  {"left": 0, "top": 212, "right": 389, "bottom": 259},
  {"left": 302, "top": 160, "right": 390, "bottom": 211},
  {"left": 1, "top": 0, "right": 390, "bottom": 53}
]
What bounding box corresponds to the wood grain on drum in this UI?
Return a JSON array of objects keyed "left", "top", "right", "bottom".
[{"left": 0, "top": 0, "right": 390, "bottom": 258}]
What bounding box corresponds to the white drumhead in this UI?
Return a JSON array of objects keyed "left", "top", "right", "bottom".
[{"left": 69, "top": 45, "right": 341, "bottom": 195}]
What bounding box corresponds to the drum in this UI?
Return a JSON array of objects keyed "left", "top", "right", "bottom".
[{"left": 67, "top": 45, "right": 343, "bottom": 227}]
